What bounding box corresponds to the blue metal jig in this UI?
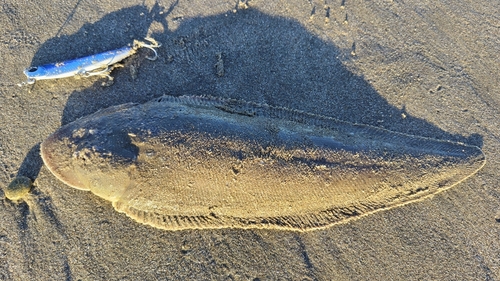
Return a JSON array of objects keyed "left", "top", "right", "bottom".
[{"left": 18, "top": 37, "right": 161, "bottom": 86}]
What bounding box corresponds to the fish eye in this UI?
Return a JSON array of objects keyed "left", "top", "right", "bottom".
[{"left": 27, "top": 66, "right": 38, "bottom": 72}]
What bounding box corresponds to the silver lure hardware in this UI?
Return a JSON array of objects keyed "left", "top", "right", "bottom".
[{"left": 18, "top": 37, "right": 161, "bottom": 86}]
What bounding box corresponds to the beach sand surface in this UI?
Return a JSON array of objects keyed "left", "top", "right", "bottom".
[{"left": 0, "top": 0, "right": 499, "bottom": 280}]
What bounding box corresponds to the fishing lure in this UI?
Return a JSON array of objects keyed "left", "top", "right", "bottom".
[{"left": 18, "top": 37, "right": 161, "bottom": 86}]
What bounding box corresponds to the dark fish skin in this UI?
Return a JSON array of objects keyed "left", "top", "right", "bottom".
[{"left": 40, "top": 95, "right": 485, "bottom": 231}]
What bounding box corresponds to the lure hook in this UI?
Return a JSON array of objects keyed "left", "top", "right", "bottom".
[{"left": 134, "top": 37, "right": 162, "bottom": 61}]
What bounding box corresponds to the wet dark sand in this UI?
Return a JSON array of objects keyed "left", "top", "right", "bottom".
[{"left": 0, "top": 0, "right": 499, "bottom": 280}]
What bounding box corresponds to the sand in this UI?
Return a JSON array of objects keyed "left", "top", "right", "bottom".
[{"left": 0, "top": 0, "right": 499, "bottom": 280}]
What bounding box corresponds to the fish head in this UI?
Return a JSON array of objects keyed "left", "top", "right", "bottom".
[{"left": 41, "top": 121, "right": 139, "bottom": 203}]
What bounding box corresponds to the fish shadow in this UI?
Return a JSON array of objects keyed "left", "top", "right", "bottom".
[{"left": 18, "top": 4, "right": 483, "bottom": 184}]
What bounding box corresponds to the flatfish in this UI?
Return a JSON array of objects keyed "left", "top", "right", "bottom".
[{"left": 40, "top": 95, "right": 485, "bottom": 231}]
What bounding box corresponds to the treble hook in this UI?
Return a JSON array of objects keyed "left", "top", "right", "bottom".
[{"left": 134, "top": 37, "right": 162, "bottom": 61}]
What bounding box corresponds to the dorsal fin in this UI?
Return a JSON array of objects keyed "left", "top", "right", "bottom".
[{"left": 150, "top": 95, "right": 481, "bottom": 155}]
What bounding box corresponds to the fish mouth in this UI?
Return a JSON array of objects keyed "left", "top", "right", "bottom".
[{"left": 40, "top": 132, "right": 91, "bottom": 191}]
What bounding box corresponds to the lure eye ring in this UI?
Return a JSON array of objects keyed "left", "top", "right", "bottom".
[
  {"left": 27, "top": 66, "right": 38, "bottom": 73},
  {"left": 17, "top": 77, "right": 35, "bottom": 87}
]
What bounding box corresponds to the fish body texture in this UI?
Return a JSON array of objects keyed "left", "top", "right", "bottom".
[{"left": 40, "top": 96, "right": 485, "bottom": 231}]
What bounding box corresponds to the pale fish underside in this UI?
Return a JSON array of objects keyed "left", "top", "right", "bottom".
[{"left": 40, "top": 95, "right": 486, "bottom": 231}]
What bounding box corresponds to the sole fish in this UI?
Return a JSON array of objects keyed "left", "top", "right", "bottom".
[{"left": 40, "top": 95, "right": 486, "bottom": 231}]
